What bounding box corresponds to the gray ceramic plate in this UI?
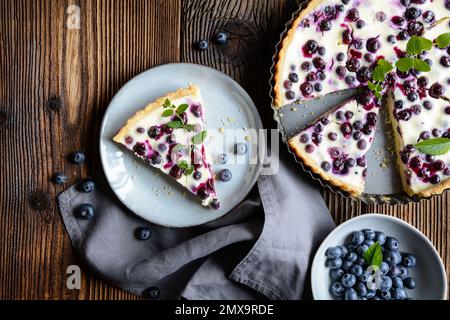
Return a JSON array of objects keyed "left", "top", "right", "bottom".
[
  {"left": 311, "top": 214, "right": 448, "bottom": 300},
  {"left": 100, "top": 63, "right": 264, "bottom": 227}
]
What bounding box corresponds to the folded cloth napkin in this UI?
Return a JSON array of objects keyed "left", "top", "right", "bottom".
[{"left": 58, "top": 151, "right": 335, "bottom": 300}]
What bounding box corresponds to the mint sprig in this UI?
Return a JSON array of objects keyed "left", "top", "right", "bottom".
[
  {"left": 177, "top": 160, "right": 194, "bottom": 175},
  {"left": 396, "top": 36, "right": 433, "bottom": 73},
  {"left": 192, "top": 130, "right": 207, "bottom": 145},
  {"left": 161, "top": 99, "right": 194, "bottom": 132},
  {"left": 436, "top": 33, "right": 450, "bottom": 49},
  {"left": 363, "top": 242, "right": 383, "bottom": 268},
  {"left": 414, "top": 137, "right": 450, "bottom": 156},
  {"left": 368, "top": 59, "right": 393, "bottom": 99}
]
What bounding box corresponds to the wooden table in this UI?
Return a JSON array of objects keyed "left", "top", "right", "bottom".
[{"left": 0, "top": 0, "right": 448, "bottom": 300}]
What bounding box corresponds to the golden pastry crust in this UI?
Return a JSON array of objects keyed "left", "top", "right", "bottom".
[
  {"left": 386, "top": 91, "right": 450, "bottom": 198},
  {"left": 273, "top": 0, "right": 325, "bottom": 108},
  {"left": 288, "top": 138, "right": 364, "bottom": 196},
  {"left": 113, "top": 85, "right": 199, "bottom": 143}
]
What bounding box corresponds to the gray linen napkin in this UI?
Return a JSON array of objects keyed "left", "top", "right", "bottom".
[{"left": 58, "top": 154, "right": 334, "bottom": 300}]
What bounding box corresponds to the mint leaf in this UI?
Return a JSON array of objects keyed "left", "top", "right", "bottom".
[
  {"left": 436, "top": 33, "right": 450, "bottom": 49},
  {"left": 161, "top": 109, "right": 174, "bottom": 117},
  {"left": 163, "top": 98, "right": 171, "bottom": 108},
  {"left": 363, "top": 242, "right": 383, "bottom": 268},
  {"left": 412, "top": 58, "right": 431, "bottom": 72},
  {"left": 177, "top": 160, "right": 190, "bottom": 170},
  {"left": 396, "top": 57, "right": 415, "bottom": 72},
  {"left": 176, "top": 103, "right": 189, "bottom": 115},
  {"left": 167, "top": 120, "right": 184, "bottom": 128},
  {"left": 372, "top": 59, "right": 393, "bottom": 82},
  {"left": 415, "top": 137, "right": 450, "bottom": 156},
  {"left": 185, "top": 124, "right": 195, "bottom": 132},
  {"left": 367, "top": 81, "right": 377, "bottom": 92},
  {"left": 406, "top": 35, "right": 433, "bottom": 55},
  {"left": 191, "top": 130, "right": 207, "bottom": 144}
]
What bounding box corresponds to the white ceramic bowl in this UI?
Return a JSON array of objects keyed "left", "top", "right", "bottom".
[{"left": 311, "top": 213, "right": 447, "bottom": 300}]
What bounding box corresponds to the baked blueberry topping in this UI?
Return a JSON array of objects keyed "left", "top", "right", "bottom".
[
  {"left": 321, "top": 161, "right": 331, "bottom": 171},
  {"left": 328, "top": 132, "right": 338, "bottom": 141},
  {"left": 433, "top": 160, "right": 445, "bottom": 171},
  {"left": 301, "top": 61, "right": 312, "bottom": 71},
  {"left": 305, "top": 144, "right": 315, "bottom": 153},
  {"left": 285, "top": 91, "right": 295, "bottom": 100},
  {"left": 405, "top": 7, "right": 420, "bottom": 20},
  {"left": 353, "top": 131, "right": 362, "bottom": 140},
  {"left": 125, "top": 136, "right": 133, "bottom": 144},
  {"left": 318, "top": 47, "right": 326, "bottom": 56},
  {"left": 191, "top": 104, "right": 203, "bottom": 117},
  {"left": 357, "top": 157, "right": 366, "bottom": 167},
  {"left": 210, "top": 199, "right": 220, "bottom": 209},
  {"left": 337, "top": 52, "right": 346, "bottom": 61},
  {"left": 193, "top": 171, "right": 202, "bottom": 180},
  {"left": 340, "top": 123, "right": 352, "bottom": 138},
  {"left": 429, "top": 83, "right": 445, "bottom": 98},
  {"left": 148, "top": 126, "right": 161, "bottom": 139},
  {"left": 356, "top": 67, "right": 372, "bottom": 83},
  {"left": 342, "top": 29, "right": 353, "bottom": 44},
  {"left": 136, "top": 127, "right": 145, "bottom": 134},
  {"left": 313, "top": 57, "right": 325, "bottom": 69},
  {"left": 197, "top": 187, "right": 210, "bottom": 200},
  {"left": 440, "top": 56, "right": 450, "bottom": 68},
  {"left": 347, "top": 8, "right": 359, "bottom": 21},
  {"left": 345, "top": 75, "right": 355, "bottom": 84},
  {"left": 357, "top": 139, "right": 367, "bottom": 150},
  {"left": 432, "top": 128, "right": 441, "bottom": 137},
  {"left": 422, "top": 10, "right": 435, "bottom": 23},
  {"left": 429, "top": 175, "right": 441, "bottom": 184},
  {"left": 289, "top": 72, "right": 299, "bottom": 82},
  {"left": 419, "top": 131, "right": 430, "bottom": 140},
  {"left": 150, "top": 154, "right": 162, "bottom": 165},
  {"left": 133, "top": 142, "right": 147, "bottom": 156},
  {"left": 398, "top": 30, "right": 409, "bottom": 41},
  {"left": 346, "top": 58, "right": 360, "bottom": 72},
  {"left": 366, "top": 38, "right": 380, "bottom": 53},
  {"left": 324, "top": 6, "right": 336, "bottom": 18},
  {"left": 392, "top": 16, "right": 405, "bottom": 26},
  {"left": 356, "top": 20, "right": 365, "bottom": 29},
  {"left": 300, "top": 134, "right": 309, "bottom": 143},
  {"left": 306, "top": 72, "right": 317, "bottom": 82},
  {"left": 300, "top": 82, "right": 314, "bottom": 96},
  {"left": 387, "top": 35, "right": 396, "bottom": 44},
  {"left": 320, "top": 19, "right": 332, "bottom": 31},
  {"left": 400, "top": 0, "right": 411, "bottom": 7},
  {"left": 317, "top": 71, "right": 326, "bottom": 80},
  {"left": 445, "top": 106, "right": 450, "bottom": 114},
  {"left": 283, "top": 80, "right": 292, "bottom": 89},
  {"left": 394, "top": 100, "right": 404, "bottom": 109},
  {"left": 314, "top": 83, "right": 323, "bottom": 92},
  {"left": 376, "top": 11, "right": 387, "bottom": 22},
  {"left": 336, "top": 66, "right": 347, "bottom": 77},
  {"left": 303, "top": 40, "right": 318, "bottom": 55},
  {"left": 169, "top": 165, "right": 183, "bottom": 179},
  {"left": 396, "top": 109, "right": 411, "bottom": 121}
]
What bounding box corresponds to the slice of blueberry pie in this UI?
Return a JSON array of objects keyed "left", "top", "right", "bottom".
[
  {"left": 288, "top": 91, "right": 380, "bottom": 196},
  {"left": 113, "top": 85, "right": 220, "bottom": 208}
]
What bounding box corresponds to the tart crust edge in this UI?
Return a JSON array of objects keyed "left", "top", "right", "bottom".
[
  {"left": 287, "top": 138, "right": 364, "bottom": 196},
  {"left": 112, "top": 85, "right": 200, "bottom": 143},
  {"left": 273, "top": 0, "right": 326, "bottom": 108}
]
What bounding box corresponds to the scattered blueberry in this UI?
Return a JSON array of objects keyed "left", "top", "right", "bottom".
[
  {"left": 403, "top": 277, "right": 416, "bottom": 289},
  {"left": 53, "top": 172, "right": 68, "bottom": 185},
  {"left": 234, "top": 143, "right": 248, "bottom": 155},
  {"left": 135, "top": 227, "right": 151, "bottom": 240},
  {"left": 70, "top": 151, "right": 86, "bottom": 164},
  {"left": 80, "top": 179, "right": 95, "bottom": 193},
  {"left": 218, "top": 153, "right": 228, "bottom": 164},
  {"left": 193, "top": 171, "right": 202, "bottom": 180},
  {"left": 76, "top": 203, "right": 95, "bottom": 220},
  {"left": 214, "top": 32, "right": 227, "bottom": 45},
  {"left": 402, "top": 254, "right": 416, "bottom": 268},
  {"left": 218, "top": 169, "right": 232, "bottom": 182},
  {"left": 197, "top": 40, "right": 208, "bottom": 50}
]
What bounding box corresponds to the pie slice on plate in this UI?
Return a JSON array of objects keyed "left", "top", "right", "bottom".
[
  {"left": 113, "top": 85, "right": 220, "bottom": 209},
  {"left": 288, "top": 90, "right": 381, "bottom": 196}
]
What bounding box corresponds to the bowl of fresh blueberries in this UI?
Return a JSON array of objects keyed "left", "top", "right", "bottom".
[{"left": 311, "top": 214, "right": 447, "bottom": 300}]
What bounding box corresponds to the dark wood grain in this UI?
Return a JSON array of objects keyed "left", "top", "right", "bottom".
[{"left": 0, "top": 0, "right": 448, "bottom": 299}]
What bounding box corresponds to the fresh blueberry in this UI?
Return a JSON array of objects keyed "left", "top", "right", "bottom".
[
  {"left": 158, "top": 143, "right": 167, "bottom": 152},
  {"left": 80, "top": 179, "right": 95, "bottom": 193},
  {"left": 354, "top": 257, "right": 366, "bottom": 266},
  {"left": 363, "top": 240, "right": 374, "bottom": 247},
  {"left": 403, "top": 277, "right": 416, "bottom": 289},
  {"left": 214, "top": 32, "right": 227, "bottom": 45},
  {"left": 326, "top": 258, "right": 343, "bottom": 269},
  {"left": 362, "top": 229, "right": 375, "bottom": 240},
  {"left": 351, "top": 231, "right": 365, "bottom": 245},
  {"left": 402, "top": 254, "right": 416, "bottom": 267},
  {"left": 380, "top": 276, "right": 393, "bottom": 291},
  {"left": 218, "top": 169, "right": 232, "bottom": 182},
  {"left": 388, "top": 266, "right": 400, "bottom": 278},
  {"left": 384, "top": 250, "right": 402, "bottom": 266},
  {"left": 356, "top": 244, "right": 369, "bottom": 256},
  {"left": 338, "top": 245, "right": 348, "bottom": 258},
  {"left": 330, "top": 282, "right": 345, "bottom": 297},
  {"left": 358, "top": 271, "right": 371, "bottom": 283},
  {"left": 378, "top": 290, "right": 391, "bottom": 300},
  {"left": 53, "top": 172, "right": 68, "bottom": 185},
  {"left": 135, "top": 227, "right": 151, "bottom": 240},
  {"left": 234, "top": 143, "right": 248, "bottom": 155},
  {"left": 197, "top": 40, "right": 208, "bottom": 50},
  {"left": 374, "top": 231, "right": 386, "bottom": 245},
  {"left": 326, "top": 246, "right": 342, "bottom": 259},
  {"left": 385, "top": 237, "right": 400, "bottom": 251},
  {"left": 344, "top": 288, "right": 358, "bottom": 300},
  {"left": 392, "top": 288, "right": 407, "bottom": 300},
  {"left": 392, "top": 277, "right": 404, "bottom": 289},
  {"left": 330, "top": 268, "right": 345, "bottom": 280},
  {"left": 398, "top": 266, "right": 409, "bottom": 280},
  {"left": 76, "top": 203, "right": 95, "bottom": 220},
  {"left": 193, "top": 171, "right": 202, "bottom": 180},
  {"left": 366, "top": 289, "right": 376, "bottom": 298},
  {"left": 341, "top": 273, "right": 356, "bottom": 288},
  {"left": 217, "top": 153, "right": 228, "bottom": 164},
  {"left": 350, "top": 264, "right": 363, "bottom": 277},
  {"left": 355, "top": 282, "right": 367, "bottom": 297},
  {"left": 70, "top": 151, "right": 86, "bottom": 164},
  {"left": 380, "top": 261, "right": 390, "bottom": 274},
  {"left": 347, "top": 252, "right": 358, "bottom": 263},
  {"left": 342, "top": 260, "right": 353, "bottom": 271}
]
